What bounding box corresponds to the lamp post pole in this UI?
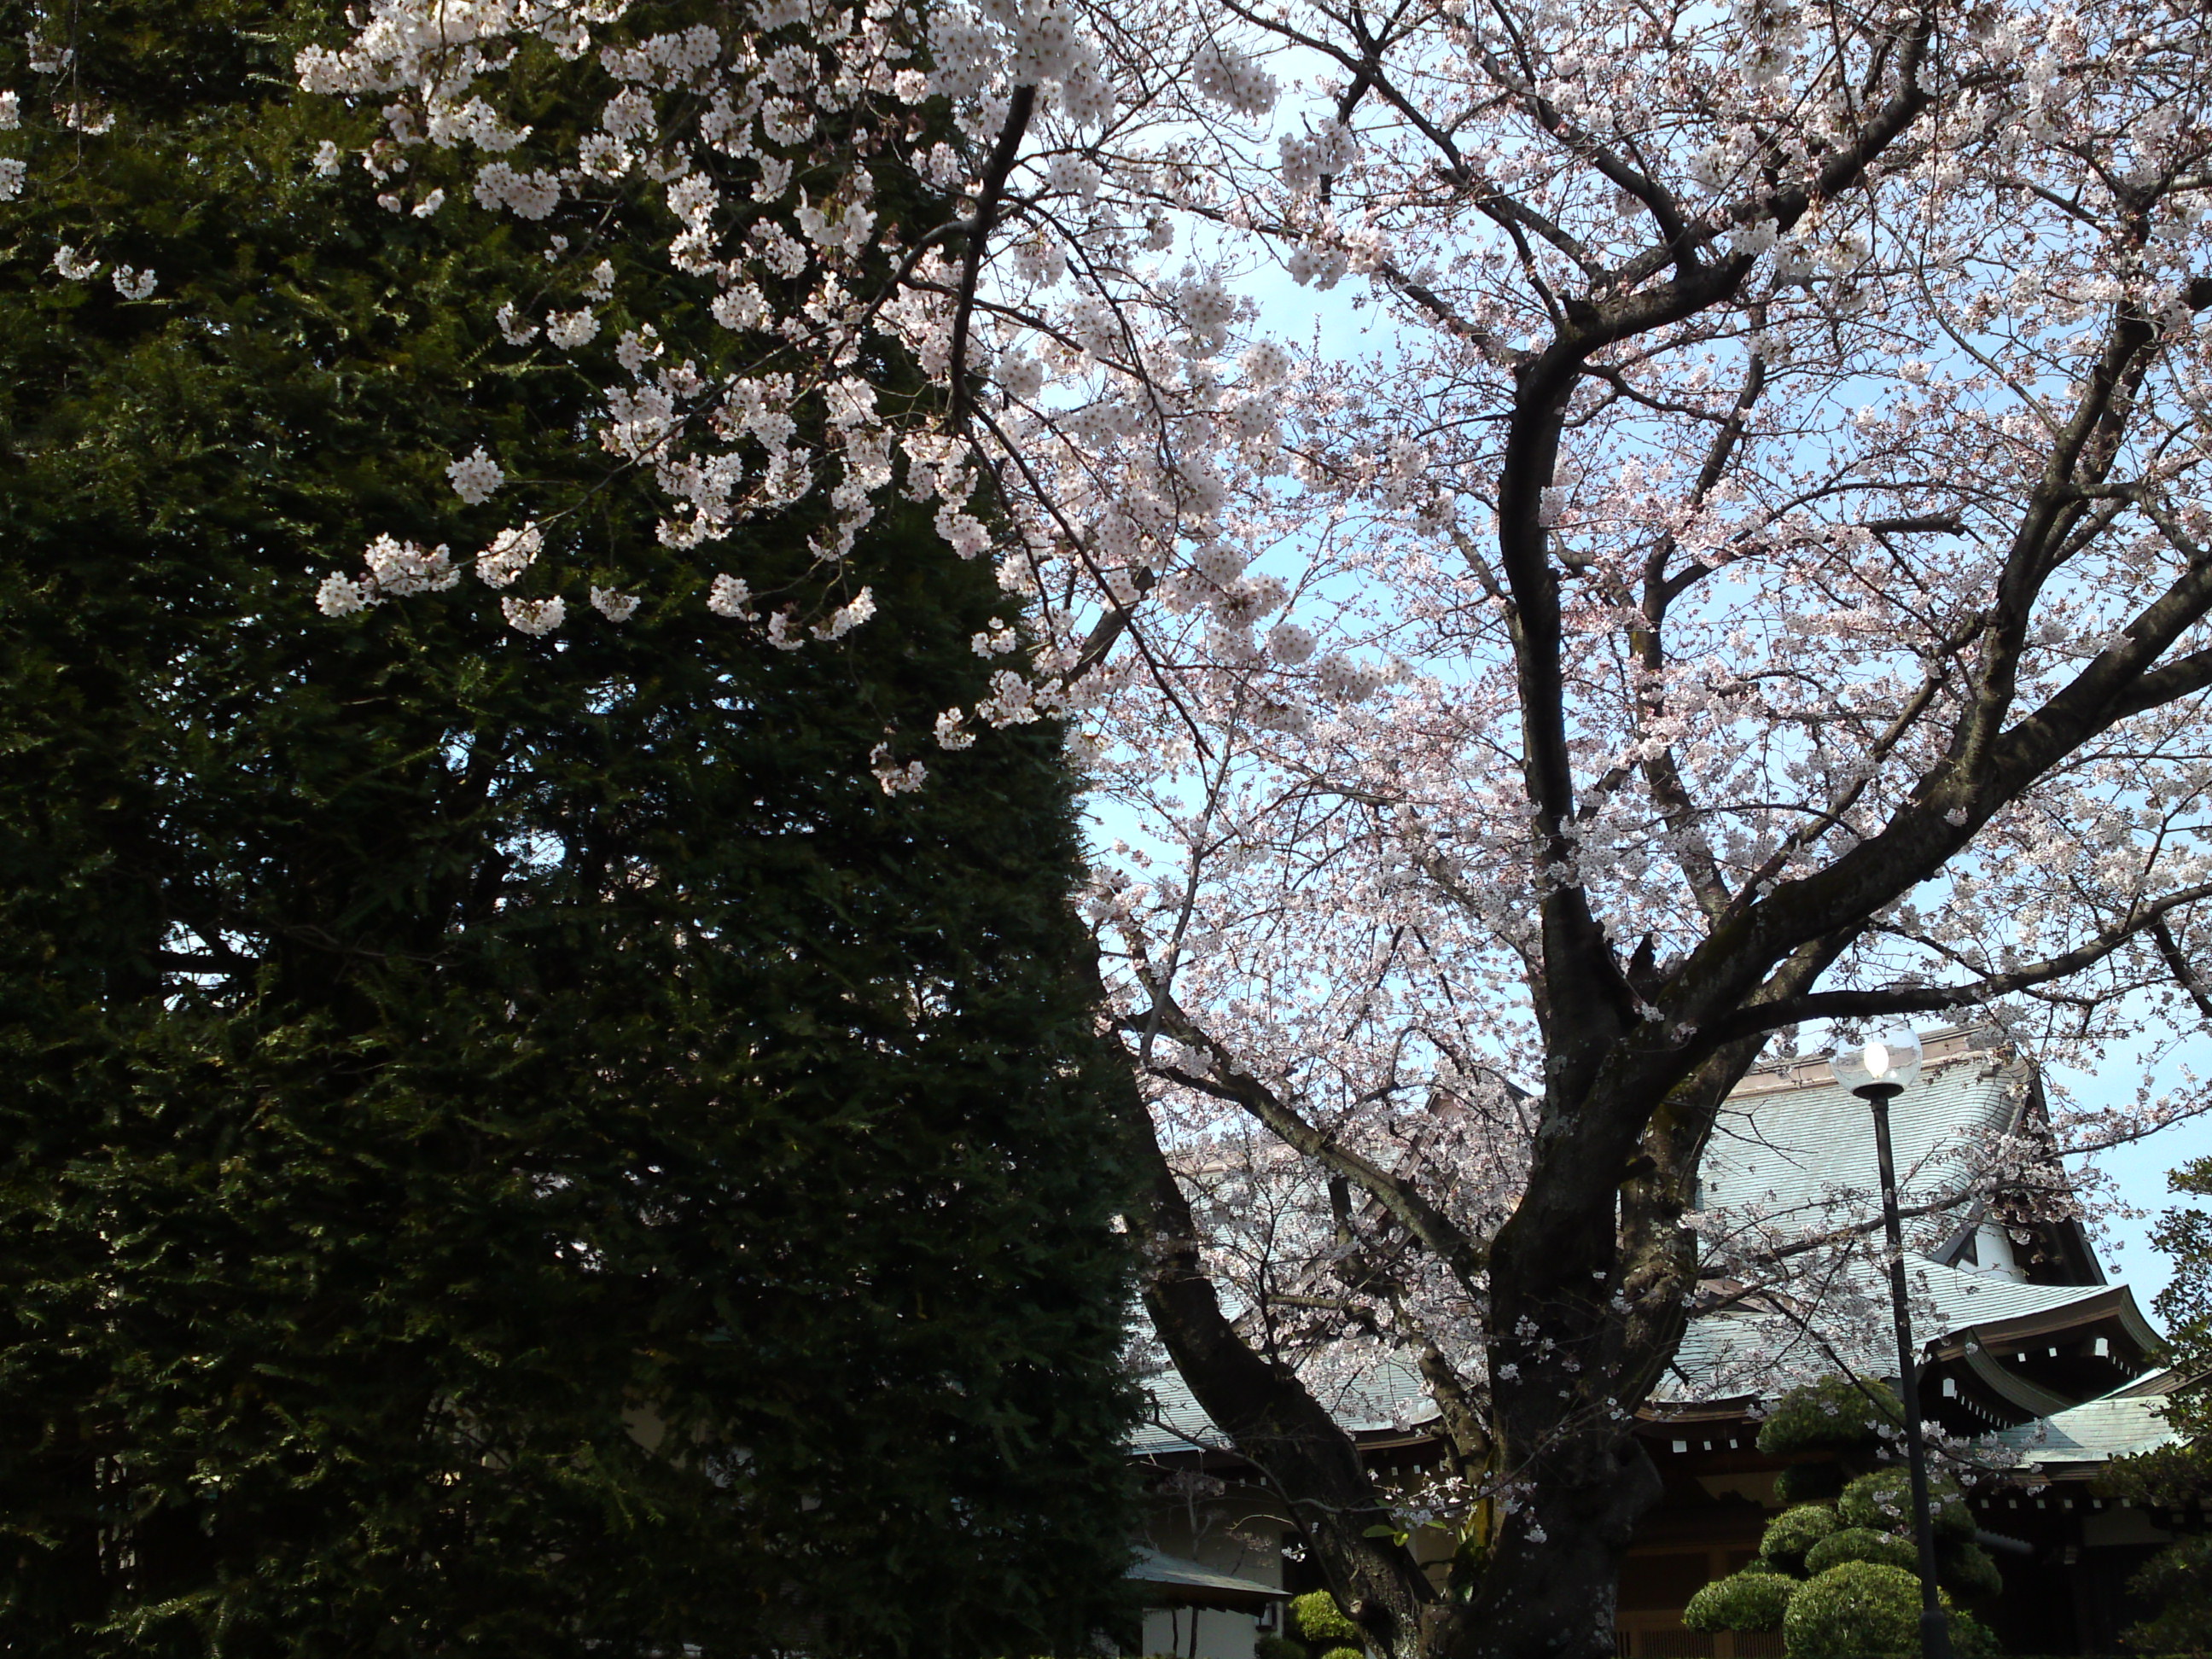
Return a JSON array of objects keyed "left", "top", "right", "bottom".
[{"left": 1851, "top": 1070, "right": 1955, "bottom": 1659}]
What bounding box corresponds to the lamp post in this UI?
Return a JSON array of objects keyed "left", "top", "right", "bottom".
[{"left": 1831, "top": 1027, "right": 1954, "bottom": 1659}]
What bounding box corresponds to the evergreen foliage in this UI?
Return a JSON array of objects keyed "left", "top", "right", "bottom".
[
  {"left": 1761, "top": 1504, "right": 1842, "bottom": 1569},
  {"left": 1689, "top": 1379, "right": 1999, "bottom": 1659},
  {"left": 2098, "top": 1155, "right": 2212, "bottom": 1653},
  {"left": 1781, "top": 1562, "right": 1994, "bottom": 1659},
  {"left": 1936, "top": 1544, "right": 2003, "bottom": 1603},
  {"left": 1758, "top": 1376, "right": 1905, "bottom": 1458},
  {"left": 1761, "top": 1374, "right": 1901, "bottom": 1519},
  {"left": 1802, "top": 1528, "right": 1918, "bottom": 1577},
  {"left": 1683, "top": 1569, "right": 1798, "bottom": 1632},
  {"left": 2153, "top": 1160, "right": 2212, "bottom": 1450},
  {"left": 0, "top": 3, "right": 1138, "bottom": 1654},
  {"left": 1837, "top": 1469, "right": 1972, "bottom": 1540},
  {"left": 1290, "top": 1590, "right": 1363, "bottom": 1646},
  {"left": 1775, "top": 1461, "right": 1848, "bottom": 1505},
  {"left": 2122, "top": 1535, "right": 2212, "bottom": 1655}
]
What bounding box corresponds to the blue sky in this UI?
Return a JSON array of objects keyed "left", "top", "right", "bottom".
[{"left": 2053, "top": 1032, "right": 2212, "bottom": 1318}]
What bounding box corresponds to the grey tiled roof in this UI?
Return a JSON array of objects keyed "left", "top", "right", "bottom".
[
  {"left": 1132, "top": 1260, "right": 2128, "bottom": 1441},
  {"left": 1656, "top": 1031, "right": 2123, "bottom": 1403},
  {"left": 1993, "top": 1376, "right": 2186, "bottom": 1469},
  {"left": 1701, "top": 1041, "right": 2029, "bottom": 1229},
  {"left": 1132, "top": 1359, "right": 1430, "bottom": 1458},
  {"left": 1915, "top": 1260, "right": 2116, "bottom": 1327},
  {"left": 1657, "top": 1309, "right": 1823, "bottom": 1401},
  {"left": 1131, "top": 1369, "right": 1227, "bottom": 1458},
  {"left": 1138, "top": 1278, "right": 2151, "bottom": 1449},
  {"left": 1650, "top": 1261, "right": 2128, "bottom": 1404},
  {"left": 1129, "top": 1546, "right": 1289, "bottom": 1602}
]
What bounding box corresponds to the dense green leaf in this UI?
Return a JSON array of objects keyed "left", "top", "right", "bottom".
[{"left": 0, "top": 5, "right": 1139, "bottom": 1654}]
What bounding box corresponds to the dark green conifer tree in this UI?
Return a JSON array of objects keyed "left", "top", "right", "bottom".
[
  {"left": 0, "top": 4, "right": 1138, "bottom": 1653},
  {"left": 2099, "top": 1158, "right": 2212, "bottom": 1655}
]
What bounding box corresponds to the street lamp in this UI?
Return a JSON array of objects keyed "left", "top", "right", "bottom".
[{"left": 1831, "top": 1027, "right": 1954, "bottom": 1659}]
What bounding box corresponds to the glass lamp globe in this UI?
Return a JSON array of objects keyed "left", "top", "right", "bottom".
[{"left": 1831, "top": 1027, "right": 1924, "bottom": 1092}]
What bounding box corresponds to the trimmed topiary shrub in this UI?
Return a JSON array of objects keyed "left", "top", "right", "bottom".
[
  {"left": 1838, "top": 1469, "right": 1972, "bottom": 1539},
  {"left": 1761, "top": 1504, "right": 1842, "bottom": 1569},
  {"left": 1782, "top": 1561, "right": 1924, "bottom": 1659},
  {"left": 1290, "top": 1591, "right": 1362, "bottom": 1647},
  {"left": 1758, "top": 1377, "right": 1905, "bottom": 1458},
  {"left": 1698, "top": 1377, "right": 2002, "bottom": 1659},
  {"left": 1952, "top": 1613, "right": 2000, "bottom": 1657},
  {"left": 1782, "top": 1560, "right": 1995, "bottom": 1659},
  {"left": 1685, "top": 1571, "right": 1799, "bottom": 1632},
  {"left": 1804, "top": 1527, "right": 1918, "bottom": 1576},
  {"left": 1776, "top": 1461, "right": 1848, "bottom": 1505},
  {"left": 1936, "top": 1541, "right": 2004, "bottom": 1602},
  {"left": 1318, "top": 1648, "right": 1365, "bottom": 1659},
  {"left": 1256, "top": 1637, "right": 1308, "bottom": 1659}
]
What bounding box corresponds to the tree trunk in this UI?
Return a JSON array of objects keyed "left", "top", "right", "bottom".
[
  {"left": 1126, "top": 1028, "right": 1755, "bottom": 1659},
  {"left": 1456, "top": 1425, "right": 1662, "bottom": 1659}
]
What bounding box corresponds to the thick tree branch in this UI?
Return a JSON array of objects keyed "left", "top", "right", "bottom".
[
  {"left": 1705, "top": 878, "right": 2212, "bottom": 1041},
  {"left": 2151, "top": 918, "right": 2212, "bottom": 1023},
  {"left": 1944, "top": 276, "right": 2212, "bottom": 784},
  {"left": 1131, "top": 971, "right": 1493, "bottom": 1294},
  {"left": 1115, "top": 1077, "right": 1433, "bottom": 1650},
  {"left": 946, "top": 84, "right": 1036, "bottom": 422}
]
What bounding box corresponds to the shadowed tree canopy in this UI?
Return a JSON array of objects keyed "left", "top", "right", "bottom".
[{"left": 0, "top": 4, "right": 1138, "bottom": 1653}]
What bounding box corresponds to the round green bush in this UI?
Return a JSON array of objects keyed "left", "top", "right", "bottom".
[
  {"left": 1936, "top": 1541, "right": 2003, "bottom": 1602},
  {"left": 1838, "top": 1469, "right": 1972, "bottom": 1539},
  {"left": 1783, "top": 1561, "right": 1924, "bottom": 1659},
  {"left": 1776, "top": 1460, "right": 1848, "bottom": 1505},
  {"left": 1256, "top": 1638, "right": 1308, "bottom": 1659},
  {"left": 1290, "top": 1591, "right": 1361, "bottom": 1646},
  {"left": 1781, "top": 1562, "right": 1990, "bottom": 1659},
  {"left": 1761, "top": 1503, "right": 1842, "bottom": 1567},
  {"left": 1684, "top": 1571, "right": 1799, "bottom": 1633},
  {"left": 1804, "top": 1527, "right": 1918, "bottom": 1576},
  {"left": 1758, "top": 1377, "right": 1904, "bottom": 1457},
  {"left": 1947, "top": 1610, "right": 2000, "bottom": 1657},
  {"left": 1318, "top": 1648, "right": 1364, "bottom": 1659}
]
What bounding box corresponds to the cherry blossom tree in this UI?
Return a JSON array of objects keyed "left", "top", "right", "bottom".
[
  {"left": 14, "top": 0, "right": 2212, "bottom": 1652},
  {"left": 1073, "top": 0, "right": 2212, "bottom": 1639}
]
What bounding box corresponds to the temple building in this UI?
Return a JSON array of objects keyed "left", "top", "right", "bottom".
[{"left": 1131, "top": 1028, "right": 2196, "bottom": 1658}]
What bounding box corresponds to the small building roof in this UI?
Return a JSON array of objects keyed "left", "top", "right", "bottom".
[
  {"left": 1992, "top": 1373, "right": 2189, "bottom": 1476},
  {"left": 1127, "top": 1546, "right": 1289, "bottom": 1610}
]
